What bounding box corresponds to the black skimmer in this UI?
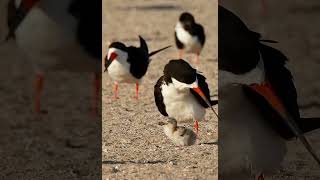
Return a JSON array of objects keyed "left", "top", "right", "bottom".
[
  {"left": 104, "top": 36, "right": 170, "bottom": 99},
  {"left": 154, "top": 59, "right": 218, "bottom": 136},
  {"left": 158, "top": 118, "right": 197, "bottom": 146},
  {"left": 6, "top": 0, "right": 101, "bottom": 115},
  {"left": 174, "top": 12, "right": 205, "bottom": 64},
  {"left": 219, "top": 5, "right": 320, "bottom": 179}
]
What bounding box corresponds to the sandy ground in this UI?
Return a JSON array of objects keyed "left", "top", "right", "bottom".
[
  {"left": 221, "top": 0, "right": 320, "bottom": 179},
  {"left": 102, "top": 0, "right": 218, "bottom": 179}
]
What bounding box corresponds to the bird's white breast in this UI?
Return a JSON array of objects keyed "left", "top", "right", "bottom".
[
  {"left": 175, "top": 22, "right": 202, "bottom": 53},
  {"left": 161, "top": 83, "right": 205, "bottom": 121},
  {"left": 107, "top": 60, "right": 139, "bottom": 83},
  {"left": 13, "top": 5, "right": 94, "bottom": 73}
]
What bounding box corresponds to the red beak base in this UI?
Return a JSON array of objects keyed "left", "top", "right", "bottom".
[{"left": 109, "top": 52, "right": 118, "bottom": 61}]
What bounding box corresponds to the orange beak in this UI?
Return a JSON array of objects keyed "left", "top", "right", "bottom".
[
  {"left": 192, "top": 87, "right": 218, "bottom": 118},
  {"left": 249, "top": 82, "right": 320, "bottom": 165},
  {"left": 109, "top": 52, "right": 118, "bottom": 61},
  {"left": 104, "top": 52, "right": 118, "bottom": 72}
]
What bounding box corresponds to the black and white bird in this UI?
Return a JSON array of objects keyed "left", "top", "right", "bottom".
[
  {"left": 219, "top": 5, "right": 320, "bottom": 179},
  {"left": 104, "top": 36, "right": 170, "bottom": 99},
  {"left": 154, "top": 59, "right": 217, "bottom": 135},
  {"left": 174, "top": 12, "right": 205, "bottom": 64},
  {"left": 6, "top": 0, "right": 101, "bottom": 115},
  {"left": 158, "top": 118, "right": 197, "bottom": 146}
]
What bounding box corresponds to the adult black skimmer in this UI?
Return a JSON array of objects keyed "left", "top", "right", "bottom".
[
  {"left": 154, "top": 59, "right": 217, "bottom": 136},
  {"left": 174, "top": 12, "right": 205, "bottom": 64},
  {"left": 104, "top": 36, "right": 170, "bottom": 99},
  {"left": 158, "top": 118, "right": 197, "bottom": 146},
  {"left": 6, "top": 0, "right": 101, "bottom": 115},
  {"left": 219, "top": 5, "right": 320, "bottom": 179}
]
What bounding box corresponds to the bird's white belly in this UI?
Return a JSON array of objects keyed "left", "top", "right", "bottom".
[
  {"left": 107, "top": 60, "right": 138, "bottom": 83},
  {"left": 175, "top": 23, "right": 202, "bottom": 53},
  {"left": 161, "top": 84, "right": 205, "bottom": 121},
  {"left": 14, "top": 7, "right": 91, "bottom": 73},
  {"left": 219, "top": 85, "right": 287, "bottom": 178}
]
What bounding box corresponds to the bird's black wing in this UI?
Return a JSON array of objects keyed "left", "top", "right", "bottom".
[
  {"left": 195, "top": 24, "right": 205, "bottom": 46},
  {"left": 127, "top": 46, "right": 149, "bottom": 79},
  {"left": 190, "top": 73, "right": 213, "bottom": 108},
  {"left": 174, "top": 31, "right": 184, "bottom": 49},
  {"left": 259, "top": 43, "right": 301, "bottom": 122},
  {"left": 154, "top": 76, "right": 168, "bottom": 116}
]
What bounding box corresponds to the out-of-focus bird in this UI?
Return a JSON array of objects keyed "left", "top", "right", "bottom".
[
  {"left": 174, "top": 12, "right": 205, "bottom": 64},
  {"left": 6, "top": 0, "right": 102, "bottom": 115}
]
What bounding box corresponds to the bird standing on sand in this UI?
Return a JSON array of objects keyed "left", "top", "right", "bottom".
[
  {"left": 174, "top": 12, "right": 205, "bottom": 64},
  {"left": 159, "top": 118, "right": 197, "bottom": 146},
  {"left": 6, "top": 0, "right": 101, "bottom": 115},
  {"left": 154, "top": 59, "right": 217, "bottom": 136},
  {"left": 219, "top": 5, "right": 320, "bottom": 179},
  {"left": 105, "top": 36, "right": 170, "bottom": 99}
]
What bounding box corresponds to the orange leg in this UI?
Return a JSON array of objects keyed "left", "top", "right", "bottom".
[
  {"left": 258, "top": 173, "right": 264, "bottom": 180},
  {"left": 178, "top": 49, "right": 184, "bottom": 59},
  {"left": 194, "top": 120, "right": 199, "bottom": 136},
  {"left": 92, "top": 73, "right": 100, "bottom": 115},
  {"left": 195, "top": 52, "right": 200, "bottom": 64},
  {"left": 113, "top": 81, "right": 119, "bottom": 99},
  {"left": 134, "top": 82, "right": 139, "bottom": 99},
  {"left": 34, "top": 74, "right": 44, "bottom": 114}
]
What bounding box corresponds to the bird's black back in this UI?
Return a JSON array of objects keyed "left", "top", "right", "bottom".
[
  {"left": 127, "top": 45, "right": 149, "bottom": 79},
  {"left": 69, "top": 0, "right": 102, "bottom": 60}
]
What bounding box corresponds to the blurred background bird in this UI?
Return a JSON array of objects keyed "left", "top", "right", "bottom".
[{"left": 6, "top": 0, "right": 102, "bottom": 115}]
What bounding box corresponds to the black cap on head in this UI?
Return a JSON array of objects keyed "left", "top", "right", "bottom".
[
  {"left": 179, "top": 12, "right": 195, "bottom": 24},
  {"left": 108, "top": 42, "right": 127, "bottom": 51},
  {"left": 164, "top": 59, "right": 197, "bottom": 84}
]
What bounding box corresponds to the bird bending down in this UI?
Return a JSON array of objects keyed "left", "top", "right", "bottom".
[
  {"left": 105, "top": 36, "right": 170, "bottom": 99},
  {"left": 154, "top": 59, "right": 217, "bottom": 136},
  {"left": 174, "top": 12, "right": 205, "bottom": 64},
  {"left": 159, "top": 118, "right": 197, "bottom": 146},
  {"left": 219, "top": 5, "right": 320, "bottom": 179}
]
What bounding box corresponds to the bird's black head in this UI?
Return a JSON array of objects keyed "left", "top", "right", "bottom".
[
  {"left": 108, "top": 42, "right": 127, "bottom": 51},
  {"left": 164, "top": 59, "right": 197, "bottom": 85},
  {"left": 179, "top": 12, "right": 195, "bottom": 25}
]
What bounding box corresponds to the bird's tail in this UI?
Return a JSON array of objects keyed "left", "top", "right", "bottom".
[
  {"left": 139, "top": 35, "right": 149, "bottom": 54},
  {"left": 149, "top": 45, "right": 171, "bottom": 57}
]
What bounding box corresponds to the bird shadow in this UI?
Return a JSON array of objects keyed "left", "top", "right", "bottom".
[
  {"left": 116, "top": 4, "right": 182, "bottom": 11},
  {"left": 200, "top": 141, "right": 218, "bottom": 145},
  {"left": 102, "top": 160, "right": 167, "bottom": 165}
]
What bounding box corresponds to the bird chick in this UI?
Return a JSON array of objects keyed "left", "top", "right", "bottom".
[{"left": 159, "top": 118, "right": 197, "bottom": 146}]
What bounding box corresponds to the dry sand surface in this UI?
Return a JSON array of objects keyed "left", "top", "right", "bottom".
[{"left": 102, "top": 0, "right": 218, "bottom": 179}]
